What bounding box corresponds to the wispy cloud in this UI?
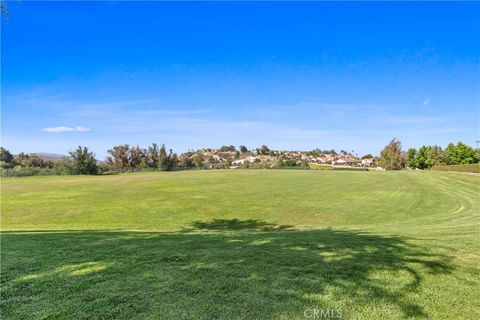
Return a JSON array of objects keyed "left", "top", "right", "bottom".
[
  {"left": 366, "top": 127, "right": 461, "bottom": 136},
  {"left": 381, "top": 116, "right": 444, "bottom": 125},
  {"left": 423, "top": 100, "right": 430, "bottom": 106},
  {"left": 42, "top": 126, "right": 91, "bottom": 133}
]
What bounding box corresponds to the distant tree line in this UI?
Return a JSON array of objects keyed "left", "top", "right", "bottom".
[
  {"left": 309, "top": 149, "right": 338, "bottom": 157},
  {"left": 1, "top": 141, "right": 479, "bottom": 176},
  {"left": 0, "top": 146, "right": 98, "bottom": 176},
  {"left": 218, "top": 145, "right": 237, "bottom": 152},
  {"left": 105, "top": 143, "right": 177, "bottom": 171},
  {"left": 407, "top": 142, "right": 479, "bottom": 169},
  {"left": 276, "top": 159, "right": 309, "bottom": 168},
  {"left": 379, "top": 139, "right": 479, "bottom": 171}
]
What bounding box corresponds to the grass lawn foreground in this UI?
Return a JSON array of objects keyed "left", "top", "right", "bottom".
[{"left": 1, "top": 170, "right": 479, "bottom": 319}]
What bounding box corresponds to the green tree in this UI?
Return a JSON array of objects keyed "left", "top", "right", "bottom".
[
  {"left": 425, "top": 145, "right": 444, "bottom": 168},
  {"left": 0, "top": 147, "right": 14, "bottom": 168},
  {"left": 106, "top": 145, "right": 131, "bottom": 170},
  {"left": 239, "top": 145, "right": 248, "bottom": 153},
  {"left": 310, "top": 149, "right": 321, "bottom": 157},
  {"left": 53, "top": 158, "right": 74, "bottom": 174},
  {"left": 415, "top": 146, "right": 429, "bottom": 169},
  {"left": 219, "top": 145, "right": 236, "bottom": 152},
  {"left": 159, "top": 144, "right": 168, "bottom": 170},
  {"left": 455, "top": 142, "right": 479, "bottom": 164},
  {"left": 167, "top": 149, "right": 178, "bottom": 170},
  {"left": 406, "top": 148, "right": 417, "bottom": 169},
  {"left": 276, "top": 159, "right": 284, "bottom": 168},
  {"left": 129, "top": 146, "right": 146, "bottom": 169},
  {"left": 193, "top": 153, "right": 204, "bottom": 168},
  {"left": 444, "top": 142, "right": 479, "bottom": 165},
  {"left": 13, "top": 153, "right": 53, "bottom": 168},
  {"left": 147, "top": 143, "right": 161, "bottom": 168},
  {"left": 444, "top": 143, "right": 457, "bottom": 165},
  {"left": 179, "top": 155, "right": 193, "bottom": 168},
  {"left": 69, "top": 146, "right": 97, "bottom": 175},
  {"left": 257, "top": 145, "right": 270, "bottom": 155},
  {"left": 14, "top": 152, "right": 30, "bottom": 167},
  {"left": 378, "top": 139, "right": 406, "bottom": 170}
]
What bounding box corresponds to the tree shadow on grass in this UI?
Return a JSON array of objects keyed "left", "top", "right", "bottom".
[
  {"left": 1, "top": 220, "right": 454, "bottom": 319},
  {"left": 188, "top": 218, "right": 293, "bottom": 231}
]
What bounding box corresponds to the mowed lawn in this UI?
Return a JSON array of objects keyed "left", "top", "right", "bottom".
[{"left": 1, "top": 170, "right": 479, "bottom": 319}]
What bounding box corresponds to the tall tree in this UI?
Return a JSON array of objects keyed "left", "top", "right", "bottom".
[
  {"left": 455, "top": 142, "right": 479, "bottom": 164},
  {"left": 239, "top": 145, "right": 248, "bottom": 154},
  {"left": 416, "top": 146, "right": 431, "bottom": 169},
  {"left": 179, "top": 154, "right": 194, "bottom": 168},
  {"left": 159, "top": 144, "right": 168, "bottom": 170},
  {"left": 167, "top": 149, "right": 178, "bottom": 170},
  {"left": 406, "top": 148, "right": 417, "bottom": 169},
  {"left": 378, "top": 139, "right": 406, "bottom": 170},
  {"left": 257, "top": 145, "right": 270, "bottom": 155},
  {"left": 425, "top": 145, "right": 444, "bottom": 168},
  {"left": 129, "top": 146, "right": 146, "bottom": 169},
  {"left": 443, "top": 142, "right": 478, "bottom": 165},
  {"left": 0, "top": 147, "right": 14, "bottom": 168},
  {"left": 106, "top": 144, "right": 131, "bottom": 170},
  {"left": 0, "top": 147, "right": 13, "bottom": 163},
  {"left": 444, "top": 143, "right": 458, "bottom": 165},
  {"left": 147, "top": 143, "right": 161, "bottom": 168},
  {"left": 69, "top": 146, "right": 97, "bottom": 175}
]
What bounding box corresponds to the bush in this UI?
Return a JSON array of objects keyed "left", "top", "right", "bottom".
[
  {"left": 333, "top": 167, "right": 368, "bottom": 171},
  {"left": 432, "top": 164, "right": 480, "bottom": 173},
  {"left": 1, "top": 166, "right": 71, "bottom": 177},
  {"left": 309, "top": 163, "right": 333, "bottom": 170}
]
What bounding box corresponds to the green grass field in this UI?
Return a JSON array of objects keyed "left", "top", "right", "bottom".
[{"left": 1, "top": 170, "right": 479, "bottom": 319}]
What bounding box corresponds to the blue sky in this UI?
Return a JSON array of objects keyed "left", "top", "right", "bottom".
[{"left": 2, "top": 1, "right": 479, "bottom": 159}]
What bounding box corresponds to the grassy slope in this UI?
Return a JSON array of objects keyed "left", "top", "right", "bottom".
[{"left": 1, "top": 170, "right": 479, "bottom": 319}]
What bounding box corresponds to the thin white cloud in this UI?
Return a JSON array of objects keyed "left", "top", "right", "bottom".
[
  {"left": 381, "top": 116, "right": 444, "bottom": 124},
  {"left": 74, "top": 126, "right": 91, "bottom": 132},
  {"left": 423, "top": 100, "right": 430, "bottom": 106},
  {"left": 365, "top": 127, "right": 461, "bottom": 136},
  {"left": 42, "top": 126, "right": 91, "bottom": 133}
]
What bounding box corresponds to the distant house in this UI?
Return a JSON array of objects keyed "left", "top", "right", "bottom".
[
  {"left": 344, "top": 157, "right": 360, "bottom": 166},
  {"left": 333, "top": 156, "right": 360, "bottom": 166},
  {"left": 231, "top": 159, "right": 245, "bottom": 165},
  {"left": 247, "top": 156, "right": 258, "bottom": 163},
  {"left": 360, "top": 158, "right": 374, "bottom": 167},
  {"left": 310, "top": 157, "right": 327, "bottom": 164},
  {"left": 324, "top": 155, "right": 335, "bottom": 163},
  {"left": 212, "top": 155, "right": 223, "bottom": 162}
]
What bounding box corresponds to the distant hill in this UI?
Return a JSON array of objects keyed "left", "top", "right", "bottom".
[{"left": 31, "top": 153, "right": 70, "bottom": 161}]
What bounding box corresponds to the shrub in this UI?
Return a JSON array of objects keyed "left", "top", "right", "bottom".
[
  {"left": 309, "top": 163, "right": 333, "bottom": 170},
  {"left": 432, "top": 164, "right": 480, "bottom": 173}
]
